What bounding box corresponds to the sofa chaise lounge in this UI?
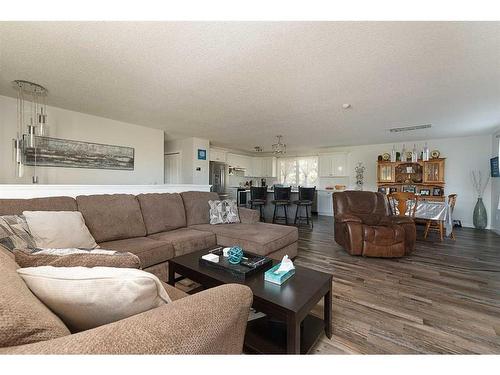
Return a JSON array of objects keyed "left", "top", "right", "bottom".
[{"left": 0, "top": 245, "right": 253, "bottom": 354}]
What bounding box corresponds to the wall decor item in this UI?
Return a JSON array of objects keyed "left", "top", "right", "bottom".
[
  {"left": 197, "top": 149, "right": 207, "bottom": 160},
  {"left": 354, "top": 162, "right": 366, "bottom": 191},
  {"left": 490, "top": 156, "right": 499, "bottom": 177},
  {"left": 471, "top": 170, "right": 490, "bottom": 229},
  {"left": 23, "top": 136, "right": 134, "bottom": 170},
  {"left": 419, "top": 188, "right": 431, "bottom": 196}
]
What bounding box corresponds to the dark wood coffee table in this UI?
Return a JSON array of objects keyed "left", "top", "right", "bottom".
[{"left": 168, "top": 248, "right": 332, "bottom": 354}]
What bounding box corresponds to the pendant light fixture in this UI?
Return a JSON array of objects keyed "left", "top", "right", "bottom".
[
  {"left": 272, "top": 135, "right": 286, "bottom": 155},
  {"left": 12, "top": 80, "right": 49, "bottom": 182}
]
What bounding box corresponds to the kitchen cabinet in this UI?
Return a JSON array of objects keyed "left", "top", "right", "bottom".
[
  {"left": 317, "top": 190, "right": 333, "bottom": 216},
  {"left": 319, "top": 153, "right": 348, "bottom": 177},
  {"left": 252, "top": 157, "right": 276, "bottom": 177},
  {"left": 209, "top": 148, "right": 227, "bottom": 163},
  {"left": 227, "top": 153, "right": 249, "bottom": 169}
]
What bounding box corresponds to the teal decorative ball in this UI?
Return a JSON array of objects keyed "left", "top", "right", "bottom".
[{"left": 228, "top": 246, "right": 243, "bottom": 264}]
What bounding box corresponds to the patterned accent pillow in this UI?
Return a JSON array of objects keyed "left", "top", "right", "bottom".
[
  {"left": 208, "top": 199, "right": 240, "bottom": 225},
  {"left": 0, "top": 215, "right": 36, "bottom": 253}
]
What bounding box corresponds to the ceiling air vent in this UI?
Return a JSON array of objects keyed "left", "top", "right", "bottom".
[{"left": 389, "top": 124, "right": 432, "bottom": 133}]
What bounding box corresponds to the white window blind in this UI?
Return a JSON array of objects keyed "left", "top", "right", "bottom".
[{"left": 278, "top": 156, "right": 318, "bottom": 187}]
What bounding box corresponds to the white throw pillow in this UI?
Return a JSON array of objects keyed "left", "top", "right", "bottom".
[
  {"left": 17, "top": 266, "right": 171, "bottom": 332},
  {"left": 23, "top": 211, "right": 98, "bottom": 249}
]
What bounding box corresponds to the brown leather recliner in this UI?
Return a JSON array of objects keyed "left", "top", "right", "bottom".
[{"left": 333, "top": 191, "right": 416, "bottom": 257}]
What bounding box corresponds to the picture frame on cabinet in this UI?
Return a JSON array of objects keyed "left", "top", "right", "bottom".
[
  {"left": 432, "top": 187, "right": 443, "bottom": 196},
  {"left": 402, "top": 185, "right": 416, "bottom": 193},
  {"left": 419, "top": 188, "right": 431, "bottom": 196},
  {"left": 389, "top": 187, "right": 398, "bottom": 194}
]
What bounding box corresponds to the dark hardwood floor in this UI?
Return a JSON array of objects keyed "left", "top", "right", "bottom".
[{"left": 299, "top": 215, "right": 500, "bottom": 354}]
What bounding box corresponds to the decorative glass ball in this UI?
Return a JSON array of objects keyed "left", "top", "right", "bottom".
[{"left": 228, "top": 246, "right": 243, "bottom": 264}]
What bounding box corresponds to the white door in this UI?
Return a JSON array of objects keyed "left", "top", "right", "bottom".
[{"left": 164, "top": 153, "right": 181, "bottom": 184}]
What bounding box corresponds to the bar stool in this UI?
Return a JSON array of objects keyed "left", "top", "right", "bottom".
[
  {"left": 248, "top": 186, "right": 267, "bottom": 222},
  {"left": 293, "top": 186, "right": 316, "bottom": 229},
  {"left": 272, "top": 186, "right": 292, "bottom": 225}
]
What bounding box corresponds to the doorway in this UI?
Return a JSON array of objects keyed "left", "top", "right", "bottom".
[{"left": 164, "top": 152, "right": 181, "bottom": 184}]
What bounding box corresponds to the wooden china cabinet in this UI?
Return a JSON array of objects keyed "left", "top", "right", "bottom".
[{"left": 376, "top": 158, "right": 446, "bottom": 201}]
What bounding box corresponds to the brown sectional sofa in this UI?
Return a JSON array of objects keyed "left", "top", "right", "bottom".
[
  {"left": 0, "top": 191, "right": 298, "bottom": 282},
  {"left": 0, "top": 245, "right": 253, "bottom": 354}
]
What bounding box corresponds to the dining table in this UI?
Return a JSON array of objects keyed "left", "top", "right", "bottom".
[{"left": 396, "top": 199, "right": 453, "bottom": 237}]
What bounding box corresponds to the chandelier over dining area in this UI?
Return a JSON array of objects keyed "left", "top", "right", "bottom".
[{"left": 272, "top": 135, "right": 286, "bottom": 155}]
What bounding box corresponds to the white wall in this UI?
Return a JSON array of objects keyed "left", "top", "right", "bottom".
[
  {"left": 164, "top": 137, "right": 209, "bottom": 185},
  {"left": 491, "top": 128, "right": 500, "bottom": 234},
  {"left": 284, "top": 135, "right": 492, "bottom": 228},
  {"left": 0, "top": 95, "right": 164, "bottom": 185}
]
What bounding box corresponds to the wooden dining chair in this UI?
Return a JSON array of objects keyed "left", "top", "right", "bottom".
[
  {"left": 424, "top": 194, "right": 457, "bottom": 241},
  {"left": 387, "top": 192, "right": 418, "bottom": 218}
]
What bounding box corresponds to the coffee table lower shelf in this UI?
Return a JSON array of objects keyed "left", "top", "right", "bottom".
[{"left": 244, "top": 314, "right": 324, "bottom": 354}]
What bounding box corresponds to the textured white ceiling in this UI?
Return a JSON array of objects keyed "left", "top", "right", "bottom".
[{"left": 1, "top": 21, "right": 499, "bottom": 152}]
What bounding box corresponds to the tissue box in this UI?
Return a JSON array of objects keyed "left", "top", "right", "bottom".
[{"left": 264, "top": 263, "right": 295, "bottom": 285}]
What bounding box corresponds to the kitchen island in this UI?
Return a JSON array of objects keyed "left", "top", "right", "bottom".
[{"left": 229, "top": 188, "right": 338, "bottom": 222}]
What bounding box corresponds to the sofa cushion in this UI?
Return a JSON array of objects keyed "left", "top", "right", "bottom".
[
  {"left": 98, "top": 237, "right": 174, "bottom": 268},
  {"left": 137, "top": 193, "right": 187, "bottom": 235},
  {"left": 190, "top": 223, "right": 298, "bottom": 257},
  {"left": 76, "top": 194, "right": 147, "bottom": 243},
  {"left": 0, "top": 196, "right": 77, "bottom": 216},
  {"left": 208, "top": 199, "right": 240, "bottom": 224},
  {"left": 0, "top": 215, "right": 36, "bottom": 253},
  {"left": 0, "top": 247, "right": 70, "bottom": 347},
  {"left": 149, "top": 228, "right": 217, "bottom": 257},
  {"left": 17, "top": 266, "right": 171, "bottom": 333},
  {"left": 23, "top": 211, "right": 98, "bottom": 250},
  {"left": 180, "top": 191, "right": 219, "bottom": 226}
]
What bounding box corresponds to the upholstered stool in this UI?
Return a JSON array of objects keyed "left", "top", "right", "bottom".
[
  {"left": 272, "top": 186, "right": 291, "bottom": 225},
  {"left": 248, "top": 186, "right": 267, "bottom": 222},
  {"left": 293, "top": 186, "right": 315, "bottom": 229}
]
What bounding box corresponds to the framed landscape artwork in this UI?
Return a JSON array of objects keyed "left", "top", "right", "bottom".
[{"left": 23, "top": 136, "right": 135, "bottom": 170}]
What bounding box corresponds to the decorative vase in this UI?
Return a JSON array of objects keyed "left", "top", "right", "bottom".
[{"left": 473, "top": 197, "right": 487, "bottom": 230}]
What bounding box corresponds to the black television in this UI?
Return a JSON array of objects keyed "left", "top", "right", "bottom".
[{"left": 491, "top": 156, "right": 499, "bottom": 177}]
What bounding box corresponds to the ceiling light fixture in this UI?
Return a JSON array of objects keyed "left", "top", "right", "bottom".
[
  {"left": 342, "top": 103, "right": 351, "bottom": 109},
  {"left": 389, "top": 124, "right": 432, "bottom": 133},
  {"left": 12, "top": 80, "right": 49, "bottom": 183},
  {"left": 272, "top": 135, "right": 286, "bottom": 155}
]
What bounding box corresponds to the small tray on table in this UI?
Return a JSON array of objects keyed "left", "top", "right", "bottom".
[{"left": 199, "top": 247, "right": 273, "bottom": 279}]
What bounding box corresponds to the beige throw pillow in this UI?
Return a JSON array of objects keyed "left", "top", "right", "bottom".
[
  {"left": 23, "top": 211, "right": 98, "bottom": 249},
  {"left": 17, "top": 266, "right": 171, "bottom": 332}
]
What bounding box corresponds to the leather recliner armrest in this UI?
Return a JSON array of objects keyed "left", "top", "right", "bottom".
[{"left": 335, "top": 214, "right": 363, "bottom": 224}]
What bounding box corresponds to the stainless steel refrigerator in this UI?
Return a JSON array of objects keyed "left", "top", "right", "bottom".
[{"left": 209, "top": 161, "right": 228, "bottom": 199}]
